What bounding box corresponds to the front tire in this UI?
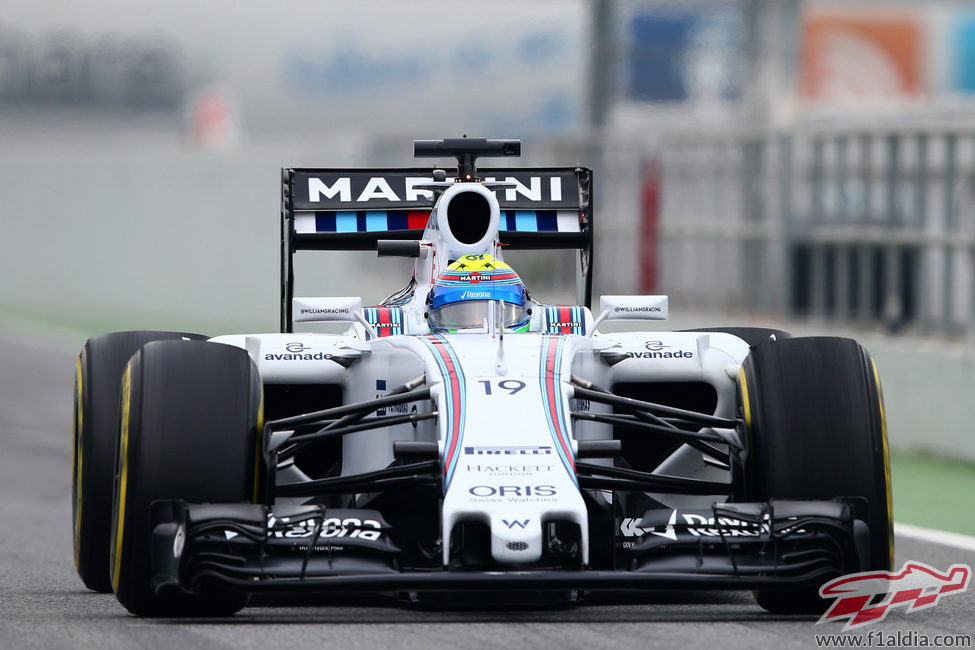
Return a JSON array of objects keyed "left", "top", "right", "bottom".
[
  {"left": 73, "top": 331, "right": 206, "bottom": 592},
  {"left": 737, "top": 336, "right": 892, "bottom": 614},
  {"left": 110, "top": 339, "right": 263, "bottom": 616}
]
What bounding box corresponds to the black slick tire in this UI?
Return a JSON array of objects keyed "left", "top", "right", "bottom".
[
  {"left": 73, "top": 331, "right": 206, "bottom": 593},
  {"left": 737, "top": 336, "right": 893, "bottom": 614},
  {"left": 110, "top": 339, "right": 263, "bottom": 617}
]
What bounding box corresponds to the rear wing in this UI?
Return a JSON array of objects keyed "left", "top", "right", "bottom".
[{"left": 280, "top": 166, "right": 593, "bottom": 332}]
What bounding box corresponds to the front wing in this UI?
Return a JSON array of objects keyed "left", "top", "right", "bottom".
[{"left": 150, "top": 499, "right": 869, "bottom": 596}]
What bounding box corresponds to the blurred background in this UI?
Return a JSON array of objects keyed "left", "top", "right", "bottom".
[{"left": 3, "top": 0, "right": 975, "bottom": 500}]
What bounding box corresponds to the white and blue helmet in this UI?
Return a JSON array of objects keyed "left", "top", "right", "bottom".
[{"left": 427, "top": 255, "right": 531, "bottom": 331}]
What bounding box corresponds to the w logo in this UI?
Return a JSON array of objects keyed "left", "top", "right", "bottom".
[
  {"left": 818, "top": 561, "right": 971, "bottom": 629},
  {"left": 502, "top": 519, "right": 530, "bottom": 529}
]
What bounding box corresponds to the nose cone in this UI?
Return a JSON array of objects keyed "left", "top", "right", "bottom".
[
  {"left": 491, "top": 516, "right": 543, "bottom": 563},
  {"left": 433, "top": 334, "right": 590, "bottom": 568}
]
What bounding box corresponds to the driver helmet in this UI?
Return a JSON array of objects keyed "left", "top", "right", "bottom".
[{"left": 427, "top": 254, "right": 531, "bottom": 332}]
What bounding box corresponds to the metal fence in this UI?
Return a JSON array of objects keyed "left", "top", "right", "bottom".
[
  {"left": 655, "top": 119, "right": 975, "bottom": 340},
  {"left": 362, "top": 125, "right": 975, "bottom": 342}
]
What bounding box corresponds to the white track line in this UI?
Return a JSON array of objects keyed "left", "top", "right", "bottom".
[{"left": 896, "top": 522, "right": 975, "bottom": 553}]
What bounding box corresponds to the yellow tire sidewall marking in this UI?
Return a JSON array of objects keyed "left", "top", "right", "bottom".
[
  {"left": 737, "top": 366, "right": 752, "bottom": 430},
  {"left": 253, "top": 382, "right": 264, "bottom": 503},
  {"left": 871, "top": 359, "right": 894, "bottom": 570},
  {"left": 111, "top": 364, "right": 132, "bottom": 592},
  {"left": 738, "top": 364, "right": 758, "bottom": 602},
  {"left": 737, "top": 364, "right": 757, "bottom": 495}
]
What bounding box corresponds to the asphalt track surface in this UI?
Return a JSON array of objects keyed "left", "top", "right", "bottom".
[{"left": 1, "top": 330, "right": 972, "bottom": 650}]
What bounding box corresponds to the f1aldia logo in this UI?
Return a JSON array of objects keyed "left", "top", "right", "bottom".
[{"left": 817, "top": 561, "right": 971, "bottom": 630}]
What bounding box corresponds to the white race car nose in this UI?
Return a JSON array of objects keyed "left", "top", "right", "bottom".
[
  {"left": 490, "top": 515, "right": 542, "bottom": 563},
  {"left": 428, "top": 333, "right": 591, "bottom": 567}
]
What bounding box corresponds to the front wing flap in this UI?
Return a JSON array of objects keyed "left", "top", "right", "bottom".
[
  {"left": 150, "top": 502, "right": 401, "bottom": 595},
  {"left": 620, "top": 500, "right": 867, "bottom": 582}
]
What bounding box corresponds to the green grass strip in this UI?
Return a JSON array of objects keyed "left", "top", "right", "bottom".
[{"left": 891, "top": 451, "right": 975, "bottom": 537}]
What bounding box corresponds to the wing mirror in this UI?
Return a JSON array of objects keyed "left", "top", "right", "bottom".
[
  {"left": 292, "top": 297, "right": 377, "bottom": 338},
  {"left": 590, "top": 295, "right": 669, "bottom": 334}
]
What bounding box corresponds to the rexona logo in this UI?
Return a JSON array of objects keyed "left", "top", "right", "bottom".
[
  {"left": 818, "top": 561, "right": 972, "bottom": 630},
  {"left": 464, "top": 446, "right": 553, "bottom": 456},
  {"left": 461, "top": 291, "right": 491, "bottom": 300}
]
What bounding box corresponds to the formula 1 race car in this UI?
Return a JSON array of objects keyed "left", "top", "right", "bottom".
[{"left": 72, "top": 138, "right": 893, "bottom": 617}]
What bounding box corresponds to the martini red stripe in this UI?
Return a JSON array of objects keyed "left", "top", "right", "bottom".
[
  {"left": 544, "top": 336, "right": 575, "bottom": 468},
  {"left": 559, "top": 306, "right": 572, "bottom": 334},
  {"left": 432, "top": 339, "right": 463, "bottom": 476},
  {"left": 407, "top": 211, "right": 430, "bottom": 230}
]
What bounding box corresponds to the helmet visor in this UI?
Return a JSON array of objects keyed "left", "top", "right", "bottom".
[{"left": 428, "top": 300, "right": 529, "bottom": 331}]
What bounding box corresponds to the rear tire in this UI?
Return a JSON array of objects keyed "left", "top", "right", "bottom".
[
  {"left": 737, "top": 336, "right": 892, "bottom": 614},
  {"left": 73, "top": 331, "right": 206, "bottom": 593},
  {"left": 110, "top": 340, "right": 263, "bottom": 616}
]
